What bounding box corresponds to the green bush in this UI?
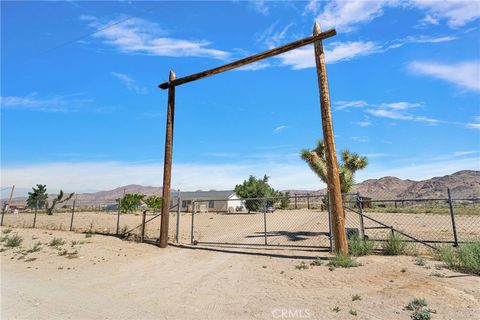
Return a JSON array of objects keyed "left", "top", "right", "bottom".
[
  {"left": 310, "top": 257, "right": 323, "bottom": 266},
  {"left": 49, "top": 237, "right": 65, "bottom": 247},
  {"left": 382, "top": 232, "right": 408, "bottom": 256},
  {"left": 348, "top": 236, "right": 374, "bottom": 256},
  {"left": 5, "top": 234, "right": 23, "bottom": 248},
  {"left": 328, "top": 253, "right": 360, "bottom": 268},
  {"left": 405, "top": 298, "right": 431, "bottom": 320},
  {"left": 436, "top": 242, "right": 480, "bottom": 275}
]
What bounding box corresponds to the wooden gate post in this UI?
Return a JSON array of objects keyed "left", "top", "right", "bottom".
[
  {"left": 159, "top": 71, "right": 176, "bottom": 248},
  {"left": 313, "top": 22, "right": 348, "bottom": 254}
]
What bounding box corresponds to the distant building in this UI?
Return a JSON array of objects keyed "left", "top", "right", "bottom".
[{"left": 172, "top": 190, "right": 243, "bottom": 212}]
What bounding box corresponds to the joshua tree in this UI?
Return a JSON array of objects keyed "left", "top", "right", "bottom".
[
  {"left": 47, "top": 190, "right": 75, "bottom": 215},
  {"left": 300, "top": 139, "right": 368, "bottom": 193}
]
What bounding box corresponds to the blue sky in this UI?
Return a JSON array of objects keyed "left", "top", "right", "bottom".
[{"left": 1, "top": 0, "right": 480, "bottom": 195}]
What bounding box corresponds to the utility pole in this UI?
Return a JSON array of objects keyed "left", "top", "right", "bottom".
[
  {"left": 159, "top": 71, "right": 176, "bottom": 248},
  {"left": 313, "top": 22, "right": 348, "bottom": 254}
]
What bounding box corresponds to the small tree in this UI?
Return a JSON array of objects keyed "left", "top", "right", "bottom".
[
  {"left": 144, "top": 195, "right": 163, "bottom": 212},
  {"left": 27, "top": 184, "right": 48, "bottom": 209},
  {"left": 234, "top": 175, "right": 278, "bottom": 212},
  {"left": 118, "top": 193, "right": 145, "bottom": 213},
  {"left": 47, "top": 190, "right": 75, "bottom": 215}
]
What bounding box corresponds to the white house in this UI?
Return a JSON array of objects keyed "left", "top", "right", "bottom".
[{"left": 173, "top": 190, "right": 243, "bottom": 212}]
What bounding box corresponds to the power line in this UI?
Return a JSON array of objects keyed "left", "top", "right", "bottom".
[{"left": 40, "top": 3, "right": 161, "bottom": 55}]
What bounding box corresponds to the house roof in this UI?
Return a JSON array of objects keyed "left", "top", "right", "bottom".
[{"left": 178, "top": 190, "right": 235, "bottom": 200}]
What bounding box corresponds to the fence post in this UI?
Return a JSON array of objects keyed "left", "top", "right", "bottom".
[
  {"left": 307, "top": 193, "right": 310, "bottom": 210},
  {"left": 263, "top": 202, "right": 268, "bottom": 245},
  {"left": 356, "top": 193, "right": 365, "bottom": 239},
  {"left": 327, "top": 192, "right": 334, "bottom": 253},
  {"left": 0, "top": 205, "right": 4, "bottom": 227},
  {"left": 33, "top": 199, "right": 39, "bottom": 228},
  {"left": 190, "top": 201, "right": 195, "bottom": 244},
  {"left": 294, "top": 193, "right": 297, "bottom": 209},
  {"left": 69, "top": 198, "right": 76, "bottom": 231},
  {"left": 447, "top": 188, "right": 459, "bottom": 247},
  {"left": 141, "top": 210, "right": 147, "bottom": 242},
  {"left": 176, "top": 189, "right": 180, "bottom": 243},
  {"left": 116, "top": 198, "right": 121, "bottom": 235}
]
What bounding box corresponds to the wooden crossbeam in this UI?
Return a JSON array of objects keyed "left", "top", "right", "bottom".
[{"left": 158, "top": 29, "right": 336, "bottom": 90}]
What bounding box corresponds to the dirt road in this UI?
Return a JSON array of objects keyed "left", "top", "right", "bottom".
[{"left": 1, "top": 227, "right": 479, "bottom": 319}]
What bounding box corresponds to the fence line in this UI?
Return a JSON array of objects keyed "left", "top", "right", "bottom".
[{"left": 1, "top": 188, "right": 478, "bottom": 251}]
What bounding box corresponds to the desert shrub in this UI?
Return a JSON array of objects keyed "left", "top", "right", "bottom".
[
  {"left": 411, "top": 309, "right": 431, "bottom": 320},
  {"left": 27, "top": 241, "right": 42, "bottom": 253},
  {"left": 348, "top": 236, "right": 374, "bottom": 256},
  {"left": 405, "top": 298, "right": 427, "bottom": 311},
  {"left": 414, "top": 256, "right": 427, "bottom": 266},
  {"left": 328, "top": 253, "right": 360, "bottom": 268},
  {"left": 349, "top": 309, "right": 357, "bottom": 316},
  {"left": 436, "top": 242, "right": 480, "bottom": 275},
  {"left": 352, "top": 294, "right": 362, "bottom": 301},
  {"left": 5, "top": 234, "right": 23, "bottom": 248},
  {"left": 382, "top": 233, "right": 408, "bottom": 255},
  {"left": 49, "top": 237, "right": 65, "bottom": 247},
  {"left": 310, "top": 257, "right": 323, "bottom": 266},
  {"left": 295, "top": 261, "right": 309, "bottom": 270},
  {"left": 2, "top": 228, "right": 12, "bottom": 234},
  {"left": 405, "top": 298, "right": 431, "bottom": 320}
]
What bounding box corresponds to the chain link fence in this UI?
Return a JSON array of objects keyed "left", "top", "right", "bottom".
[{"left": 1, "top": 187, "right": 479, "bottom": 252}]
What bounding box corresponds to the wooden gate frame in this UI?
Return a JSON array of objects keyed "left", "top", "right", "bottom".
[{"left": 157, "top": 22, "right": 348, "bottom": 254}]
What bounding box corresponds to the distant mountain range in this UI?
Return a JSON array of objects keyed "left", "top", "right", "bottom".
[
  {"left": 288, "top": 170, "right": 480, "bottom": 199},
  {"left": 352, "top": 170, "right": 479, "bottom": 199},
  {"left": 9, "top": 170, "right": 479, "bottom": 205}
]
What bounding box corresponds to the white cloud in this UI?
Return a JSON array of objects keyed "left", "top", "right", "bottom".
[
  {"left": 0, "top": 93, "right": 92, "bottom": 112},
  {"left": 379, "top": 102, "right": 423, "bottom": 110},
  {"left": 409, "top": 61, "right": 480, "bottom": 92},
  {"left": 111, "top": 72, "right": 148, "bottom": 94},
  {"left": 410, "top": 0, "right": 480, "bottom": 28},
  {"left": 278, "top": 41, "right": 380, "bottom": 69},
  {"left": 256, "top": 22, "right": 294, "bottom": 49},
  {"left": 335, "top": 100, "right": 368, "bottom": 111},
  {"left": 466, "top": 116, "right": 480, "bottom": 129},
  {"left": 356, "top": 117, "right": 372, "bottom": 127},
  {"left": 0, "top": 161, "right": 325, "bottom": 193},
  {"left": 273, "top": 125, "right": 288, "bottom": 134},
  {"left": 366, "top": 108, "right": 439, "bottom": 124},
  {"left": 335, "top": 100, "right": 440, "bottom": 125},
  {"left": 352, "top": 136, "right": 369, "bottom": 143},
  {"left": 315, "top": 0, "right": 396, "bottom": 32},
  {"left": 250, "top": 0, "right": 269, "bottom": 16},
  {"left": 308, "top": 0, "right": 479, "bottom": 32},
  {"left": 82, "top": 15, "right": 229, "bottom": 60},
  {"left": 237, "top": 61, "right": 272, "bottom": 71},
  {"left": 453, "top": 150, "right": 478, "bottom": 156}
]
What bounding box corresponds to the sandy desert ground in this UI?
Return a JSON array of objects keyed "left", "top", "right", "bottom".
[{"left": 1, "top": 226, "right": 479, "bottom": 320}]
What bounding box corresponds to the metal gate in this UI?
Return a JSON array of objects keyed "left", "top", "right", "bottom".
[{"left": 189, "top": 195, "right": 333, "bottom": 249}]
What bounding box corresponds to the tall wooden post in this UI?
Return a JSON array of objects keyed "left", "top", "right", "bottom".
[
  {"left": 1, "top": 185, "right": 15, "bottom": 226},
  {"left": 313, "top": 22, "right": 348, "bottom": 254},
  {"left": 159, "top": 71, "right": 176, "bottom": 248}
]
